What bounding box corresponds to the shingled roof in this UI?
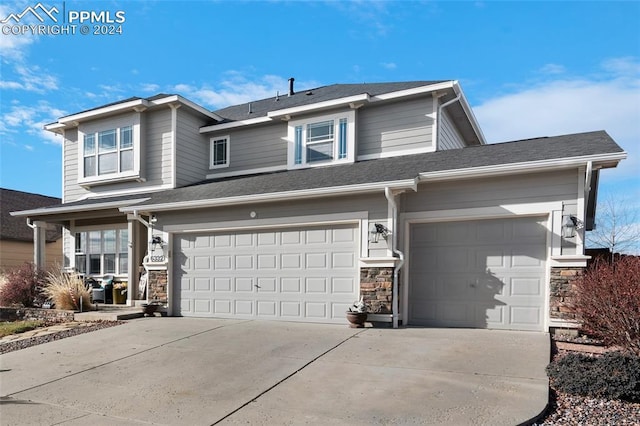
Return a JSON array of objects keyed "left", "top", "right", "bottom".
[
  {"left": 1, "top": 188, "right": 62, "bottom": 242},
  {"left": 129, "top": 130, "right": 624, "bottom": 208},
  {"left": 212, "top": 81, "right": 446, "bottom": 121}
]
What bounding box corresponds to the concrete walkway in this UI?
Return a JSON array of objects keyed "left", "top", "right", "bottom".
[{"left": 0, "top": 318, "right": 549, "bottom": 425}]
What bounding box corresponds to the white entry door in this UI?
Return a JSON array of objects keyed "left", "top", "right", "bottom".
[
  {"left": 174, "top": 224, "right": 359, "bottom": 323},
  {"left": 409, "top": 217, "right": 547, "bottom": 331}
]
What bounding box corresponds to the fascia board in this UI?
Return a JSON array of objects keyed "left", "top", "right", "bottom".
[
  {"left": 57, "top": 99, "right": 150, "bottom": 125},
  {"left": 371, "top": 81, "right": 455, "bottom": 101},
  {"left": 200, "top": 116, "right": 273, "bottom": 133},
  {"left": 418, "top": 152, "right": 627, "bottom": 182},
  {"left": 266, "top": 94, "right": 370, "bottom": 118},
  {"left": 11, "top": 198, "right": 150, "bottom": 217},
  {"left": 453, "top": 81, "right": 487, "bottom": 145},
  {"left": 120, "top": 179, "right": 418, "bottom": 213},
  {"left": 151, "top": 95, "right": 223, "bottom": 121}
]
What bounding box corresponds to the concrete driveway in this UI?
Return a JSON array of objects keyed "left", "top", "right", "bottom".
[{"left": 0, "top": 318, "right": 549, "bottom": 425}]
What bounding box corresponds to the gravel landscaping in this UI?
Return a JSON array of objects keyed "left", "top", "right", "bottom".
[
  {"left": 534, "top": 335, "right": 640, "bottom": 425},
  {"left": 0, "top": 321, "right": 122, "bottom": 354}
]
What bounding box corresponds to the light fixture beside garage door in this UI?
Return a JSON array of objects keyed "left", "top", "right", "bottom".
[{"left": 561, "top": 215, "right": 583, "bottom": 238}]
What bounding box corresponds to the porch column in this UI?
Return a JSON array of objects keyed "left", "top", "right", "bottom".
[
  {"left": 33, "top": 221, "right": 47, "bottom": 270},
  {"left": 126, "top": 218, "right": 136, "bottom": 305}
]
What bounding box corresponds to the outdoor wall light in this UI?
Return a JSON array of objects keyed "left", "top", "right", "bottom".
[
  {"left": 562, "top": 215, "right": 583, "bottom": 238},
  {"left": 369, "top": 223, "right": 390, "bottom": 243}
]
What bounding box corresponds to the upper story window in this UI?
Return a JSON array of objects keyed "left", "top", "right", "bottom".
[
  {"left": 83, "top": 126, "right": 133, "bottom": 177},
  {"left": 78, "top": 116, "right": 141, "bottom": 186},
  {"left": 287, "top": 110, "right": 355, "bottom": 169},
  {"left": 209, "top": 136, "right": 229, "bottom": 169}
]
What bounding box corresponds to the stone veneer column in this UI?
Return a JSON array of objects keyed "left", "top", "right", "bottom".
[
  {"left": 359, "top": 267, "right": 394, "bottom": 314},
  {"left": 549, "top": 267, "right": 584, "bottom": 321},
  {"left": 147, "top": 270, "right": 168, "bottom": 302}
]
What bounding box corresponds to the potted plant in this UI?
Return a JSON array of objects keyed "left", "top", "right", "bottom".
[
  {"left": 346, "top": 297, "right": 368, "bottom": 328},
  {"left": 113, "top": 282, "right": 127, "bottom": 304}
]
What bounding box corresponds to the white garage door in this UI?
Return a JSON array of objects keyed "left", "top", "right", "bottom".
[
  {"left": 174, "top": 224, "right": 359, "bottom": 323},
  {"left": 409, "top": 217, "right": 547, "bottom": 331}
]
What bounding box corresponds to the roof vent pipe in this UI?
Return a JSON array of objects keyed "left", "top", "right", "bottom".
[{"left": 288, "top": 77, "right": 295, "bottom": 96}]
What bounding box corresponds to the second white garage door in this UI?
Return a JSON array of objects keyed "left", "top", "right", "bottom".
[
  {"left": 409, "top": 216, "right": 547, "bottom": 331},
  {"left": 174, "top": 224, "right": 359, "bottom": 323}
]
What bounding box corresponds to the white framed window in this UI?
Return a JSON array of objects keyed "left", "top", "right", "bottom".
[
  {"left": 78, "top": 115, "right": 141, "bottom": 185},
  {"left": 74, "top": 228, "right": 128, "bottom": 277},
  {"left": 209, "top": 136, "right": 230, "bottom": 169},
  {"left": 287, "top": 111, "right": 355, "bottom": 169},
  {"left": 83, "top": 126, "right": 134, "bottom": 177}
]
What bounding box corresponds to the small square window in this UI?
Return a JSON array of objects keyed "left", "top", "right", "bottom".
[{"left": 210, "top": 136, "right": 230, "bottom": 169}]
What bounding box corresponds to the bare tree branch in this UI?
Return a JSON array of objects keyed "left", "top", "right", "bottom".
[{"left": 586, "top": 194, "right": 640, "bottom": 255}]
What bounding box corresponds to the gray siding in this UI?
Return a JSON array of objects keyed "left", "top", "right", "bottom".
[
  {"left": 357, "top": 97, "right": 434, "bottom": 158},
  {"left": 404, "top": 170, "right": 578, "bottom": 212},
  {"left": 62, "top": 109, "right": 176, "bottom": 202},
  {"left": 207, "top": 122, "right": 288, "bottom": 177},
  {"left": 175, "top": 109, "right": 209, "bottom": 187},
  {"left": 63, "top": 128, "right": 82, "bottom": 202},
  {"left": 145, "top": 108, "right": 173, "bottom": 187},
  {"left": 158, "top": 193, "right": 390, "bottom": 257},
  {"left": 438, "top": 108, "right": 466, "bottom": 150}
]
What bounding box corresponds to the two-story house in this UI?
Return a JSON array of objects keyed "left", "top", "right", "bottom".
[{"left": 13, "top": 79, "right": 626, "bottom": 331}]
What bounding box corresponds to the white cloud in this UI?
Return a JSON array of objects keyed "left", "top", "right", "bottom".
[
  {"left": 381, "top": 62, "right": 397, "bottom": 70},
  {"left": 538, "top": 63, "right": 566, "bottom": 75},
  {"left": 0, "top": 2, "right": 38, "bottom": 61},
  {"left": 0, "top": 64, "right": 58, "bottom": 93},
  {"left": 473, "top": 57, "right": 640, "bottom": 183},
  {"left": 173, "top": 74, "right": 322, "bottom": 109},
  {"left": 0, "top": 101, "right": 67, "bottom": 147},
  {"left": 140, "top": 83, "right": 160, "bottom": 93}
]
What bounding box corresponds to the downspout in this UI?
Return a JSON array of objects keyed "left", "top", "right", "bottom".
[
  {"left": 436, "top": 91, "right": 461, "bottom": 148},
  {"left": 384, "top": 187, "right": 405, "bottom": 329}
]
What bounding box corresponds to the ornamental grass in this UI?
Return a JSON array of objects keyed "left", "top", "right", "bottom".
[{"left": 43, "top": 269, "right": 92, "bottom": 311}]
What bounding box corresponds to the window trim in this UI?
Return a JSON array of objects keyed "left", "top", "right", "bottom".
[
  {"left": 209, "top": 135, "right": 230, "bottom": 169},
  {"left": 287, "top": 110, "right": 355, "bottom": 169},
  {"left": 73, "top": 226, "right": 129, "bottom": 278},
  {"left": 77, "top": 115, "right": 141, "bottom": 186}
]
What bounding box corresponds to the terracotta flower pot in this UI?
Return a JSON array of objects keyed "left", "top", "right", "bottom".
[{"left": 346, "top": 311, "right": 368, "bottom": 328}]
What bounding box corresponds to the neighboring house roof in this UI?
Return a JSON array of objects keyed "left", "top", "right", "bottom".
[
  {"left": 1, "top": 188, "right": 62, "bottom": 242},
  {"left": 213, "top": 81, "right": 446, "bottom": 121}
]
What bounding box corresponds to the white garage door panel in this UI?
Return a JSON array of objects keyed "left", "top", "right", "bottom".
[
  {"left": 174, "top": 224, "right": 359, "bottom": 323},
  {"left": 409, "top": 217, "right": 547, "bottom": 331}
]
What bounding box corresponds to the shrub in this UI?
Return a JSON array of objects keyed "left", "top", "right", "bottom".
[
  {"left": 0, "top": 263, "right": 47, "bottom": 307},
  {"left": 547, "top": 352, "right": 640, "bottom": 401},
  {"left": 572, "top": 256, "right": 640, "bottom": 355},
  {"left": 42, "top": 269, "right": 92, "bottom": 311}
]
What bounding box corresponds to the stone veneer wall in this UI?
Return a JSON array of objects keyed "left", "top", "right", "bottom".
[
  {"left": 549, "top": 267, "right": 584, "bottom": 321},
  {"left": 360, "top": 267, "right": 393, "bottom": 314},
  {"left": 0, "top": 307, "right": 75, "bottom": 322},
  {"left": 148, "top": 270, "right": 168, "bottom": 302}
]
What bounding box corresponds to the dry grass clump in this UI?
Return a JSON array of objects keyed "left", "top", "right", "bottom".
[{"left": 43, "top": 270, "right": 92, "bottom": 311}]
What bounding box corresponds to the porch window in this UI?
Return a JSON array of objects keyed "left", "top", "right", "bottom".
[{"left": 75, "top": 228, "right": 128, "bottom": 277}]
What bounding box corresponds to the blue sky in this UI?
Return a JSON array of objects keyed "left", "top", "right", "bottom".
[{"left": 1, "top": 1, "right": 639, "bottom": 246}]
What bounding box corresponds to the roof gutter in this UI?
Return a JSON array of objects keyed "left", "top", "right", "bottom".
[
  {"left": 120, "top": 179, "right": 419, "bottom": 214},
  {"left": 418, "top": 152, "right": 627, "bottom": 183},
  {"left": 10, "top": 198, "right": 150, "bottom": 218},
  {"left": 436, "top": 91, "right": 461, "bottom": 147}
]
